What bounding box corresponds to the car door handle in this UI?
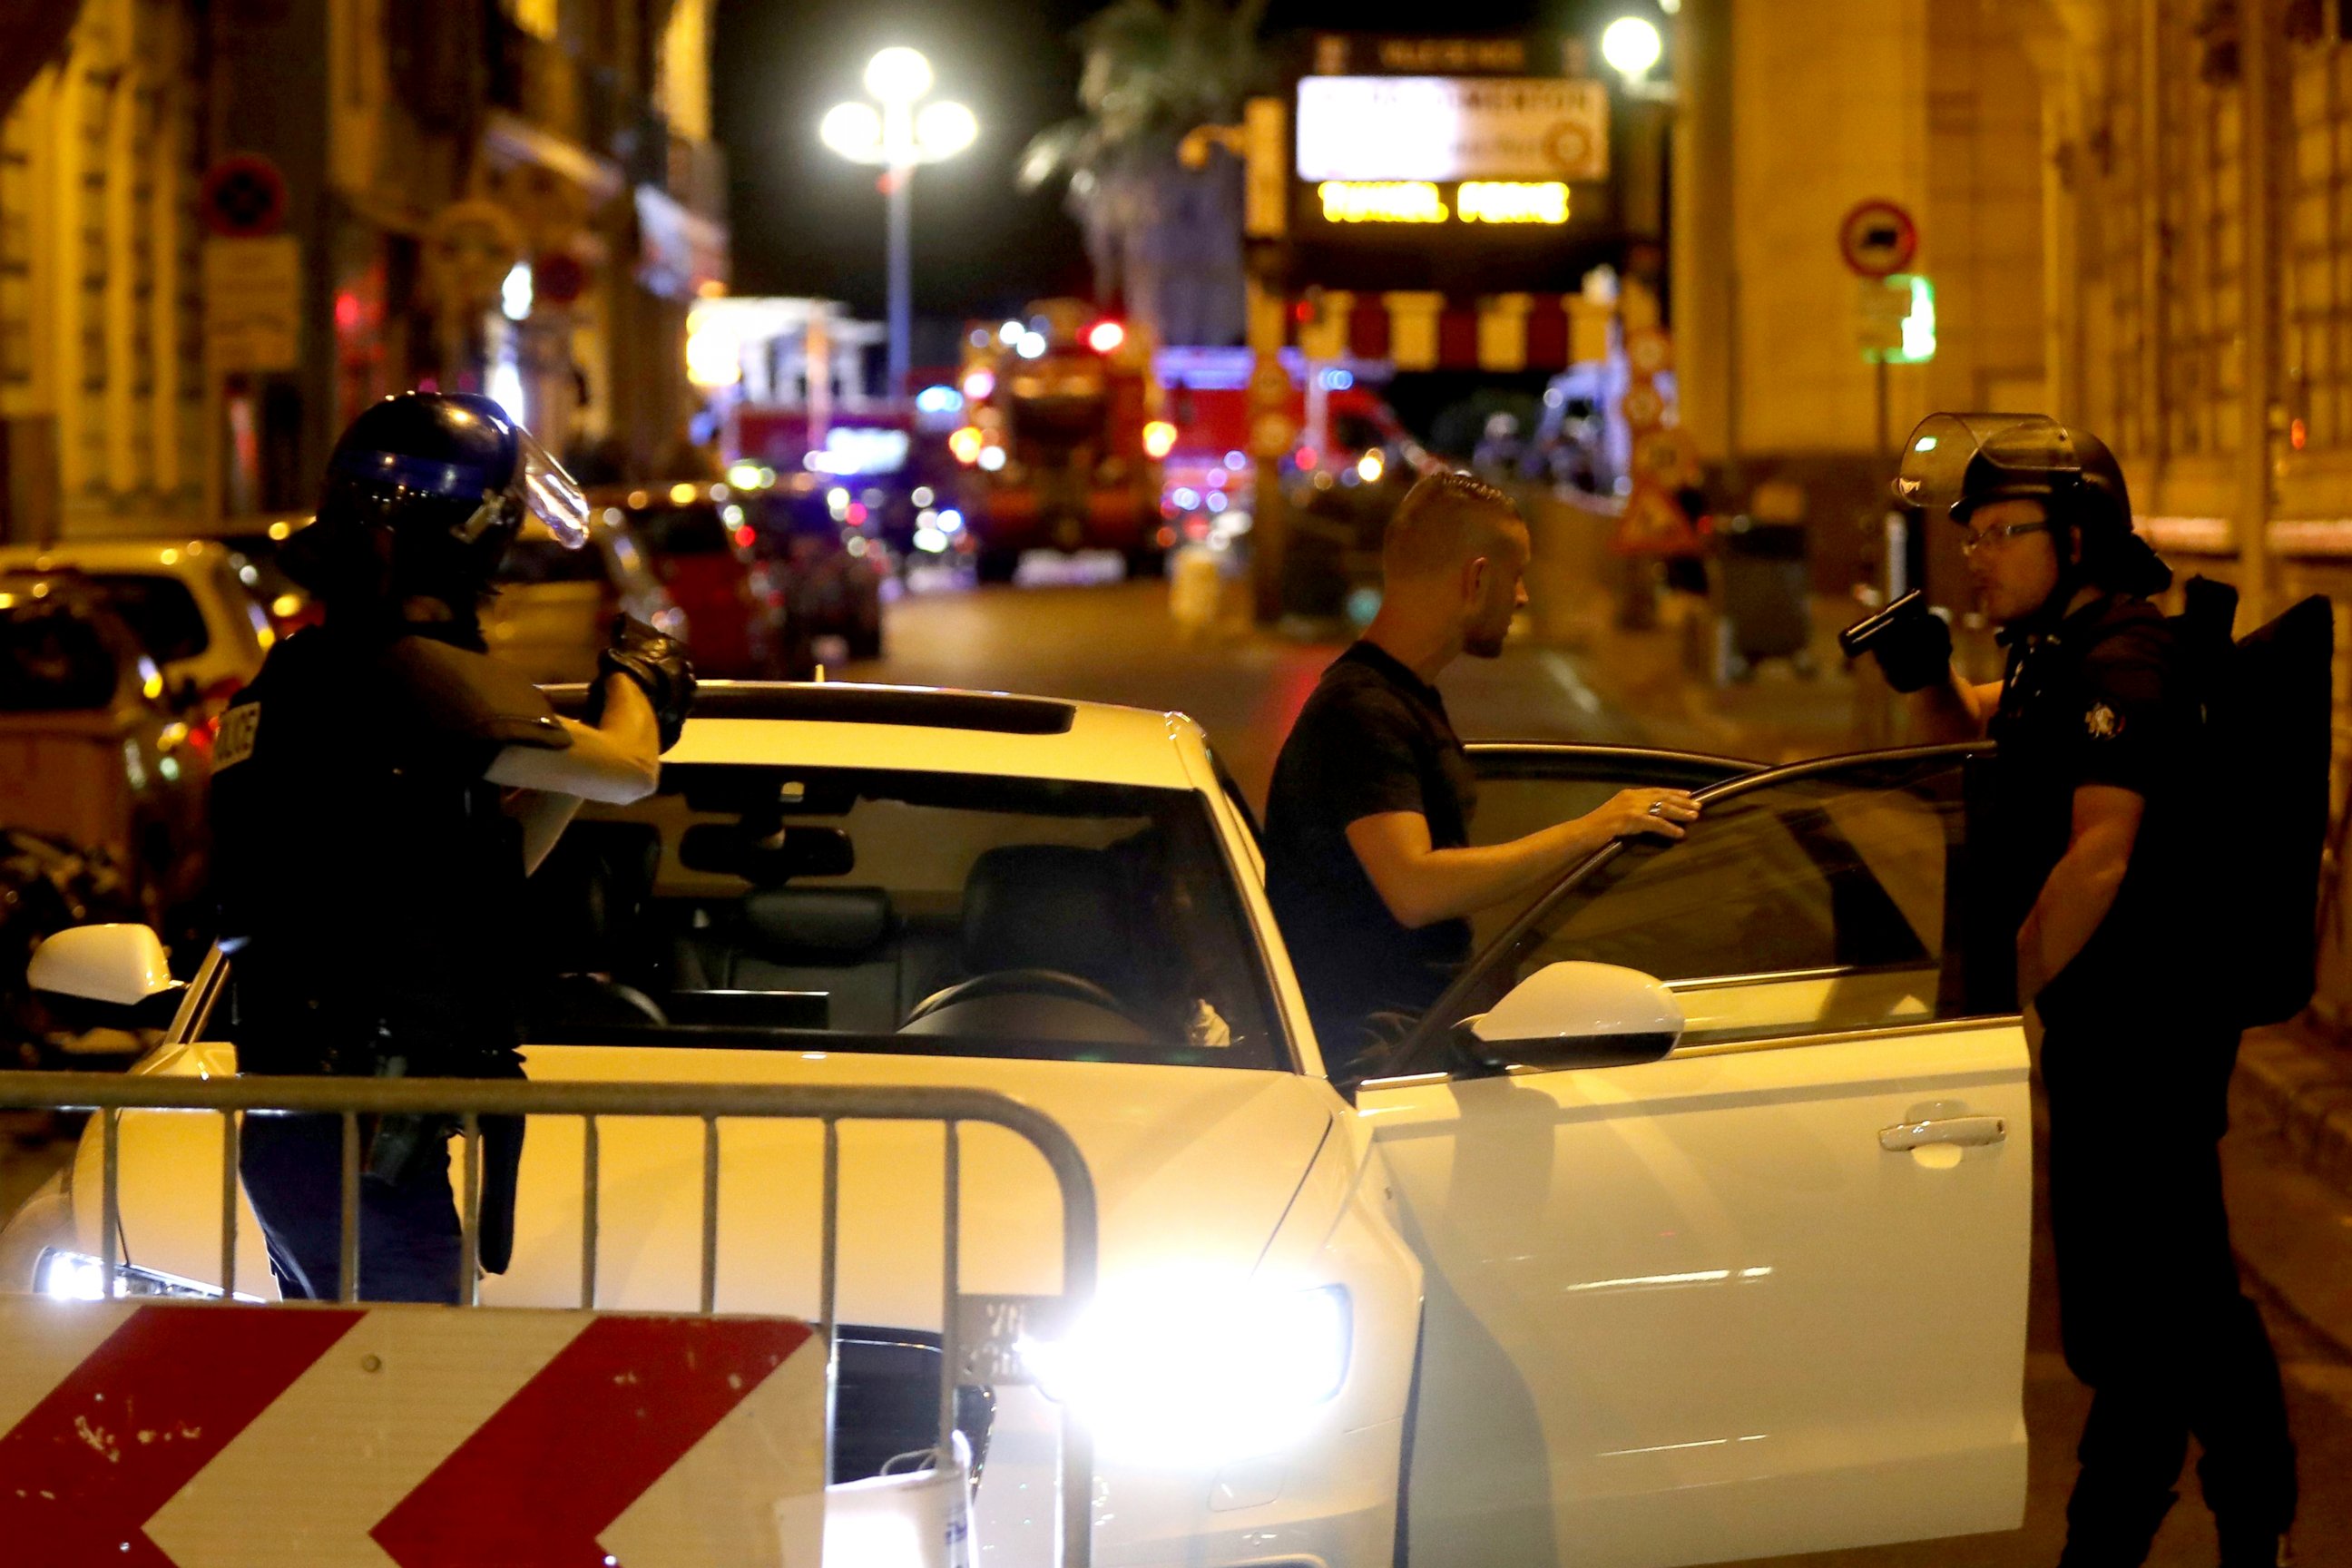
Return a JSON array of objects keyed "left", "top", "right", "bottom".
[{"left": 1879, "top": 1115, "right": 2006, "bottom": 1152}]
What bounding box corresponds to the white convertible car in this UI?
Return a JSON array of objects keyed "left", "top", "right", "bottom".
[{"left": 0, "top": 684, "right": 2031, "bottom": 1568}]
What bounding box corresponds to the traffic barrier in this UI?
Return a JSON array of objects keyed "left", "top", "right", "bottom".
[{"left": 0, "top": 1051, "right": 1099, "bottom": 1568}]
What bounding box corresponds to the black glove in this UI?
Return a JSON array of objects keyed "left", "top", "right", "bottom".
[
  {"left": 1839, "top": 593, "right": 1953, "bottom": 694},
  {"left": 590, "top": 615, "right": 696, "bottom": 750}
]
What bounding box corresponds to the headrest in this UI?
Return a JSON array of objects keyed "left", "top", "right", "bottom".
[
  {"left": 960, "top": 845, "right": 1127, "bottom": 988},
  {"left": 741, "top": 887, "right": 893, "bottom": 958}
]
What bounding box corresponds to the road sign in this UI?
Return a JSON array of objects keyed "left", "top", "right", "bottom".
[
  {"left": 1625, "top": 326, "right": 1673, "bottom": 378},
  {"left": 1295, "top": 75, "right": 1611, "bottom": 182},
  {"left": 534, "top": 250, "right": 588, "bottom": 309},
  {"left": 1612, "top": 485, "right": 1702, "bottom": 556},
  {"left": 1620, "top": 380, "right": 1665, "bottom": 432},
  {"left": 203, "top": 237, "right": 301, "bottom": 373},
  {"left": 1858, "top": 274, "right": 1937, "bottom": 364},
  {"left": 0, "top": 1299, "right": 823, "bottom": 1568},
  {"left": 1632, "top": 427, "right": 1699, "bottom": 490},
  {"left": 1838, "top": 198, "right": 1918, "bottom": 278},
  {"left": 200, "top": 155, "right": 288, "bottom": 240}
]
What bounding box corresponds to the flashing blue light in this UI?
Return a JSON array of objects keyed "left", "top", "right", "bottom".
[
  {"left": 914, "top": 384, "right": 965, "bottom": 415},
  {"left": 1319, "top": 368, "right": 1355, "bottom": 391},
  {"left": 1171, "top": 486, "right": 1201, "bottom": 511}
]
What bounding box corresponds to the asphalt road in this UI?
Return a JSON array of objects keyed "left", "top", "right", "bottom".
[{"left": 854, "top": 574, "right": 2352, "bottom": 1567}]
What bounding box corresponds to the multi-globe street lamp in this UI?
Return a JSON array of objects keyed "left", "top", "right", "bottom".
[{"left": 819, "top": 47, "right": 977, "bottom": 400}]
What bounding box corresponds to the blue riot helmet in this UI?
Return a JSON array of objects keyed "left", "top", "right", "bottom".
[{"left": 283, "top": 392, "right": 589, "bottom": 608}]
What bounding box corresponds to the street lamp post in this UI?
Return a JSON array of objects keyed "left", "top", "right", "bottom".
[{"left": 820, "top": 47, "right": 976, "bottom": 401}]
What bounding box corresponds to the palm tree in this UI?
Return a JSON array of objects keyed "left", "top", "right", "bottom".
[{"left": 1018, "top": 0, "right": 1269, "bottom": 348}]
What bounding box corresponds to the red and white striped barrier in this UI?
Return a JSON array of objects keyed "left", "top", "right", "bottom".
[{"left": 0, "top": 1298, "right": 823, "bottom": 1567}]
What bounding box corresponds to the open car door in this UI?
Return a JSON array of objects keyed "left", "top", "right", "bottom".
[{"left": 1357, "top": 745, "right": 2030, "bottom": 1568}]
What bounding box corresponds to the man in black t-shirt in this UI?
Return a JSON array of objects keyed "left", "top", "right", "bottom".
[{"left": 1264, "top": 472, "right": 1698, "bottom": 1079}]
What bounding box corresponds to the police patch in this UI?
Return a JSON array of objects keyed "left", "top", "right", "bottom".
[
  {"left": 2084, "top": 701, "right": 2123, "bottom": 740},
  {"left": 213, "top": 701, "right": 260, "bottom": 770}
]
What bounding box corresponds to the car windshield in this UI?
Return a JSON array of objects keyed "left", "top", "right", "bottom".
[
  {"left": 83, "top": 573, "right": 209, "bottom": 663},
  {"left": 627, "top": 503, "right": 732, "bottom": 555},
  {"left": 517, "top": 764, "right": 1288, "bottom": 1069}
]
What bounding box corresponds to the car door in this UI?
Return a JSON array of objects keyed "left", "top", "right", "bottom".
[{"left": 1357, "top": 745, "right": 2029, "bottom": 1568}]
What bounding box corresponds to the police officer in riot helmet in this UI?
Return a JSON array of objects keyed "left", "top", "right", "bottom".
[
  {"left": 1852, "top": 415, "right": 2296, "bottom": 1567},
  {"left": 211, "top": 391, "right": 696, "bottom": 1304}
]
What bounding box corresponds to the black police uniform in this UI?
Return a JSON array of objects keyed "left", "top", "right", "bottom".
[
  {"left": 1989, "top": 590, "right": 2297, "bottom": 1561},
  {"left": 211, "top": 616, "right": 569, "bottom": 1302},
  {"left": 1265, "top": 642, "right": 1477, "bottom": 1078}
]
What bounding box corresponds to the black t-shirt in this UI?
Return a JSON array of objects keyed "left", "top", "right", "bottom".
[
  {"left": 211, "top": 621, "right": 567, "bottom": 1072},
  {"left": 1264, "top": 642, "right": 1478, "bottom": 1074},
  {"left": 1987, "top": 592, "right": 2207, "bottom": 1030}
]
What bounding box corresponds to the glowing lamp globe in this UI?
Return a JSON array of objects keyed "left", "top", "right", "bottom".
[
  {"left": 864, "top": 46, "right": 935, "bottom": 105},
  {"left": 1601, "top": 16, "right": 1663, "bottom": 79}
]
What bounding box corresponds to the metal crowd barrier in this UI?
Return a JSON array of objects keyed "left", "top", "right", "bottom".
[{"left": 0, "top": 1069, "right": 1099, "bottom": 1568}]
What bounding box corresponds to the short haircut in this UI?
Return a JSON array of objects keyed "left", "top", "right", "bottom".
[{"left": 1383, "top": 471, "right": 1526, "bottom": 581}]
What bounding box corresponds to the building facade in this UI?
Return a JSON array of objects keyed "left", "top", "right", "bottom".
[
  {"left": 0, "top": 0, "right": 727, "bottom": 542},
  {"left": 1672, "top": 0, "right": 2352, "bottom": 1017}
]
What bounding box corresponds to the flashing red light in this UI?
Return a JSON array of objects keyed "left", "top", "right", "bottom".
[
  {"left": 846, "top": 502, "right": 868, "bottom": 525},
  {"left": 1087, "top": 320, "right": 1126, "bottom": 354},
  {"left": 333, "top": 291, "right": 362, "bottom": 332},
  {"left": 1295, "top": 446, "right": 1318, "bottom": 470},
  {"left": 732, "top": 524, "right": 756, "bottom": 549}
]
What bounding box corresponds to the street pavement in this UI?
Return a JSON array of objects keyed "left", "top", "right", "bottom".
[{"left": 853, "top": 573, "right": 2352, "bottom": 1568}]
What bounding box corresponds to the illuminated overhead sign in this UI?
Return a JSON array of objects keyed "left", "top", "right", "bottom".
[
  {"left": 1317, "top": 181, "right": 1572, "bottom": 225},
  {"left": 1319, "top": 181, "right": 1450, "bottom": 222},
  {"left": 1296, "top": 75, "right": 1610, "bottom": 183},
  {"left": 1458, "top": 181, "right": 1569, "bottom": 223}
]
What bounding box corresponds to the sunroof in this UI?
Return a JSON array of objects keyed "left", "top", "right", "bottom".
[{"left": 543, "top": 681, "right": 1078, "bottom": 736}]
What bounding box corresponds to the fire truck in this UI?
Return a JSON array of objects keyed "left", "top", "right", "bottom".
[{"left": 950, "top": 299, "right": 1175, "bottom": 582}]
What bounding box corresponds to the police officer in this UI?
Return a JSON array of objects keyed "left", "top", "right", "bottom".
[
  {"left": 1861, "top": 415, "right": 2296, "bottom": 1567},
  {"left": 211, "top": 392, "right": 696, "bottom": 1304}
]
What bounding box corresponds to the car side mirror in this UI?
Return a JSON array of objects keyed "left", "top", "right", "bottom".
[
  {"left": 27, "top": 924, "right": 182, "bottom": 1006},
  {"left": 1457, "top": 961, "right": 1682, "bottom": 1072}
]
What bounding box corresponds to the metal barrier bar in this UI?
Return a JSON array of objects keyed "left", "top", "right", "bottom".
[
  {"left": 459, "top": 1113, "right": 482, "bottom": 1308},
  {"left": 580, "top": 1113, "right": 600, "bottom": 1310},
  {"left": 0, "top": 1071, "right": 1101, "bottom": 1568},
  {"left": 218, "top": 1109, "right": 238, "bottom": 1299},
  {"left": 938, "top": 1118, "right": 960, "bottom": 1464},
  {"left": 99, "top": 1108, "right": 119, "bottom": 1301},
  {"left": 819, "top": 1116, "right": 838, "bottom": 1496},
  {"left": 699, "top": 1113, "right": 720, "bottom": 1315},
  {"left": 338, "top": 1111, "right": 360, "bottom": 1303}
]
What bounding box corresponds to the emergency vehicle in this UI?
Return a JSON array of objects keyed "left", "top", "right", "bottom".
[{"left": 950, "top": 299, "right": 1174, "bottom": 582}]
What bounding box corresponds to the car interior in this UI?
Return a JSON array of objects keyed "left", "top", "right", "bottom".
[{"left": 515, "top": 764, "right": 1287, "bottom": 1070}]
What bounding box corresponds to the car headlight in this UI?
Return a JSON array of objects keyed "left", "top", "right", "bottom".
[
  {"left": 35, "top": 1249, "right": 250, "bottom": 1302},
  {"left": 1019, "top": 1283, "right": 1351, "bottom": 1465}
]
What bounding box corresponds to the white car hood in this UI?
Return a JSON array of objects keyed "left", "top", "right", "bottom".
[{"left": 99, "top": 1045, "right": 1338, "bottom": 1329}]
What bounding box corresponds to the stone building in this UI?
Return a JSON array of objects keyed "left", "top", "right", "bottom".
[
  {"left": 1671, "top": 0, "right": 2352, "bottom": 1015},
  {"left": 0, "top": 0, "right": 727, "bottom": 541}
]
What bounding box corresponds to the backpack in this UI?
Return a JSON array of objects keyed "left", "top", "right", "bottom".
[{"left": 2174, "top": 577, "right": 2336, "bottom": 1028}]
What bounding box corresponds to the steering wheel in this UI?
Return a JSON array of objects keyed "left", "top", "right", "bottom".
[{"left": 903, "top": 968, "right": 1141, "bottom": 1029}]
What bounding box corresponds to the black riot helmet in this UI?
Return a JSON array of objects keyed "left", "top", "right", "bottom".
[
  {"left": 283, "top": 392, "right": 589, "bottom": 612},
  {"left": 1893, "top": 412, "right": 2171, "bottom": 607}
]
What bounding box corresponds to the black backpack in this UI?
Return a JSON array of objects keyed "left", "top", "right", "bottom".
[{"left": 2174, "top": 577, "right": 2336, "bottom": 1028}]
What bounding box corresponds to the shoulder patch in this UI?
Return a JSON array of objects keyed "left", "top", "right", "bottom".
[
  {"left": 214, "top": 701, "right": 261, "bottom": 769},
  {"left": 2084, "top": 701, "right": 2124, "bottom": 740}
]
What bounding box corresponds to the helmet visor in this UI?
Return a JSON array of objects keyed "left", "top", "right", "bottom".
[
  {"left": 516, "top": 427, "right": 590, "bottom": 548},
  {"left": 1893, "top": 413, "right": 2082, "bottom": 520}
]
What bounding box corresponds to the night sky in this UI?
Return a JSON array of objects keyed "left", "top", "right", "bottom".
[{"left": 710, "top": 0, "right": 1602, "bottom": 328}]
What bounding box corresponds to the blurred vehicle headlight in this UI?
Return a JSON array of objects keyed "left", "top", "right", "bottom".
[
  {"left": 1020, "top": 1284, "right": 1350, "bottom": 1465},
  {"left": 36, "top": 1249, "right": 251, "bottom": 1301}
]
